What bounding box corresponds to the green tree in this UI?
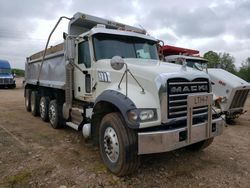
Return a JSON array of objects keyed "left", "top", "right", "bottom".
[
  {"left": 218, "top": 52, "right": 236, "bottom": 74},
  {"left": 238, "top": 57, "right": 250, "bottom": 82},
  {"left": 203, "top": 51, "right": 220, "bottom": 68},
  {"left": 11, "top": 68, "right": 25, "bottom": 77},
  {"left": 204, "top": 51, "right": 236, "bottom": 74}
]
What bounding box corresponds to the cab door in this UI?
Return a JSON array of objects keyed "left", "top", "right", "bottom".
[{"left": 74, "top": 39, "right": 92, "bottom": 100}]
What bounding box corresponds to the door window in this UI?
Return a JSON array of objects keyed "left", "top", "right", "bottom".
[{"left": 78, "top": 41, "right": 91, "bottom": 68}]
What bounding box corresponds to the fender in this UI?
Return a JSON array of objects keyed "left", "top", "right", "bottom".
[{"left": 93, "top": 90, "right": 139, "bottom": 129}]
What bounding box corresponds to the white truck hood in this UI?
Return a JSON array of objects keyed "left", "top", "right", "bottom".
[
  {"left": 208, "top": 68, "right": 250, "bottom": 89},
  {"left": 123, "top": 59, "right": 210, "bottom": 89},
  {"left": 207, "top": 68, "right": 250, "bottom": 112}
]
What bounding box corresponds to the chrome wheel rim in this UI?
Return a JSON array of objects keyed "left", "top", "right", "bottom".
[
  {"left": 49, "top": 104, "right": 56, "bottom": 124},
  {"left": 40, "top": 99, "right": 45, "bottom": 118},
  {"left": 104, "top": 127, "right": 119, "bottom": 163},
  {"left": 31, "top": 94, "right": 35, "bottom": 112}
]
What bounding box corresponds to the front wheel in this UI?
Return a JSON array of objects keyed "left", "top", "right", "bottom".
[{"left": 99, "top": 112, "right": 140, "bottom": 176}]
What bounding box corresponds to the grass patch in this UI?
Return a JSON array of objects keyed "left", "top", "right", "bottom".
[{"left": 0, "top": 171, "right": 31, "bottom": 187}]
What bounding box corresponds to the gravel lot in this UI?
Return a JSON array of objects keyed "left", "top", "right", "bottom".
[{"left": 0, "top": 78, "right": 249, "bottom": 187}]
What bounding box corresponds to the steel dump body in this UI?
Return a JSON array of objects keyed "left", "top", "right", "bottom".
[{"left": 26, "top": 46, "right": 65, "bottom": 89}]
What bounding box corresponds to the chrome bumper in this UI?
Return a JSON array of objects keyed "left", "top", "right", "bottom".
[{"left": 138, "top": 118, "right": 224, "bottom": 154}]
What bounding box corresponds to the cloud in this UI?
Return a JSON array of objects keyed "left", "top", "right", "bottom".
[
  {"left": 0, "top": 0, "right": 70, "bottom": 68},
  {"left": 0, "top": 0, "right": 250, "bottom": 68}
]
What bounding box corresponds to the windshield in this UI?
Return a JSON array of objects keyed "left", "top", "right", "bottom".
[
  {"left": 186, "top": 59, "right": 208, "bottom": 71},
  {"left": 0, "top": 68, "right": 11, "bottom": 74},
  {"left": 93, "top": 33, "right": 159, "bottom": 61}
]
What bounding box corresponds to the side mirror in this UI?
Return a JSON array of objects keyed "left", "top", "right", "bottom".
[
  {"left": 110, "top": 56, "right": 125, "bottom": 70},
  {"left": 63, "top": 32, "right": 67, "bottom": 40},
  {"left": 65, "top": 36, "right": 76, "bottom": 61}
]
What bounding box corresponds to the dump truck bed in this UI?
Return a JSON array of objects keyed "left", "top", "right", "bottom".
[{"left": 25, "top": 43, "right": 66, "bottom": 89}]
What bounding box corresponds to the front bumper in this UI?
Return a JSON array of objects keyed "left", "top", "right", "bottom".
[{"left": 138, "top": 118, "right": 224, "bottom": 154}]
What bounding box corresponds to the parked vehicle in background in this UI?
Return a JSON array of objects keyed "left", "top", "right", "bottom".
[
  {"left": 0, "top": 59, "right": 16, "bottom": 89},
  {"left": 162, "top": 45, "right": 250, "bottom": 124},
  {"left": 24, "top": 13, "right": 224, "bottom": 176}
]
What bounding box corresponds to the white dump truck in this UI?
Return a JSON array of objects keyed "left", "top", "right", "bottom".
[
  {"left": 163, "top": 45, "right": 250, "bottom": 123},
  {"left": 24, "top": 13, "right": 224, "bottom": 176}
]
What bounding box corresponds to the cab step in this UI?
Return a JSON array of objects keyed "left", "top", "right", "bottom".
[{"left": 66, "top": 122, "right": 79, "bottom": 130}]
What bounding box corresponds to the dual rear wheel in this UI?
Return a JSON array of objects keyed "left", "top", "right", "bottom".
[
  {"left": 25, "top": 89, "right": 64, "bottom": 129},
  {"left": 40, "top": 96, "right": 50, "bottom": 122},
  {"left": 30, "top": 91, "right": 39, "bottom": 116}
]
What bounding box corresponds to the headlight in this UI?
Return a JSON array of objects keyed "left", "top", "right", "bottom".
[
  {"left": 139, "top": 110, "right": 155, "bottom": 121},
  {"left": 127, "top": 109, "right": 157, "bottom": 123}
]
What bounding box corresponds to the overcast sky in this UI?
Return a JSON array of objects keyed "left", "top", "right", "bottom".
[{"left": 1, "top": 0, "right": 250, "bottom": 69}]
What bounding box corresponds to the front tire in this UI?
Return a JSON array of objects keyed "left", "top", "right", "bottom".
[{"left": 99, "top": 112, "right": 140, "bottom": 176}]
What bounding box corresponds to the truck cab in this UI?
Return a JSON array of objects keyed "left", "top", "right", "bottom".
[
  {"left": 0, "top": 59, "right": 16, "bottom": 89},
  {"left": 163, "top": 45, "right": 250, "bottom": 123},
  {"left": 24, "top": 13, "right": 224, "bottom": 176}
]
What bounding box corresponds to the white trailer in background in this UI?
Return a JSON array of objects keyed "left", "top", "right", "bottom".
[
  {"left": 163, "top": 45, "right": 250, "bottom": 123},
  {"left": 24, "top": 13, "right": 224, "bottom": 176}
]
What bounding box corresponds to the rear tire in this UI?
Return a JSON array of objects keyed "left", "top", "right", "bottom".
[
  {"left": 40, "top": 96, "right": 50, "bottom": 122},
  {"left": 25, "top": 89, "right": 31, "bottom": 112},
  {"left": 30, "top": 90, "right": 39, "bottom": 116},
  {"left": 186, "top": 138, "right": 214, "bottom": 151},
  {"left": 99, "top": 112, "right": 140, "bottom": 176},
  {"left": 49, "top": 100, "right": 64, "bottom": 129}
]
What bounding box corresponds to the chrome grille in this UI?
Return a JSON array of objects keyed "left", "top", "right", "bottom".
[
  {"left": 0, "top": 78, "right": 13, "bottom": 85},
  {"left": 230, "top": 89, "right": 249, "bottom": 109},
  {"left": 168, "top": 78, "right": 209, "bottom": 119}
]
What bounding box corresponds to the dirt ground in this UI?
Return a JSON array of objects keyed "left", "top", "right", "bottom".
[{"left": 0, "top": 78, "right": 249, "bottom": 188}]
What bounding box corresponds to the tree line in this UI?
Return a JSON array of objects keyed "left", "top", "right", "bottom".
[
  {"left": 204, "top": 51, "right": 250, "bottom": 82},
  {"left": 11, "top": 68, "right": 25, "bottom": 77}
]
